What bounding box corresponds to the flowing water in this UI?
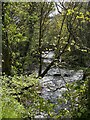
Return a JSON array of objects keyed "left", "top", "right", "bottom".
[{"left": 35, "top": 51, "right": 84, "bottom": 118}]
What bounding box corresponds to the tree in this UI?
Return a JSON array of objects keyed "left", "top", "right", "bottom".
[
  {"left": 2, "top": 3, "right": 11, "bottom": 75},
  {"left": 38, "top": 2, "right": 54, "bottom": 76}
]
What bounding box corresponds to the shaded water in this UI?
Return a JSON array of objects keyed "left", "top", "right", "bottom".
[{"left": 35, "top": 51, "right": 84, "bottom": 118}]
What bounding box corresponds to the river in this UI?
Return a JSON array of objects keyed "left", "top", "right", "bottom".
[{"left": 35, "top": 51, "right": 84, "bottom": 118}]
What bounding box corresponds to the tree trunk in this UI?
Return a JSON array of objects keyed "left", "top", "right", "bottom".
[
  {"left": 0, "top": 2, "right": 2, "bottom": 75},
  {"left": 2, "top": 3, "right": 11, "bottom": 75},
  {"left": 87, "top": 1, "right": 90, "bottom": 117},
  {"left": 38, "top": 5, "right": 43, "bottom": 76},
  {"left": 40, "top": 34, "right": 71, "bottom": 78}
]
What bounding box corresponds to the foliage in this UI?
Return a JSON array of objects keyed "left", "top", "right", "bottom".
[
  {"left": 2, "top": 2, "right": 90, "bottom": 119},
  {"left": 1, "top": 94, "right": 25, "bottom": 118},
  {"left": 1, "top": 74, "right": 89, "bottom": 119},
  {"left": 1, "top": 74, "right": 56, "bottom": 118},
  {"left": 52, "top": 78, "right": 88, "bottom": 119},
  {"left": 2, "top": 2, "right": 90, "bottom": 75},
  {"left": 1, "top": 75, "right": 26, "bottom": 118}
]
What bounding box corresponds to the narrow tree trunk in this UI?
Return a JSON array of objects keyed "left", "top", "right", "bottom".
[
  {"left": 21, "top": 4, "right": 36, "bottom": 73},
  {"left": 0, "top": 2, "right": 2, "bottom": 75},
  {"left": 40, "top": 34, "right": 71, "bottom": 78},
  {"left": 88, "top": 77, "right": 90, "bottom": 117},
  {"left": 87, "top": 1, "right": 90, "bottom": 117},
  {"left": 2, "top": 3, "right": 11, "bottom": 75},
  {"left": 38, "top": 5, "right": 43, "bottom": 76}
]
